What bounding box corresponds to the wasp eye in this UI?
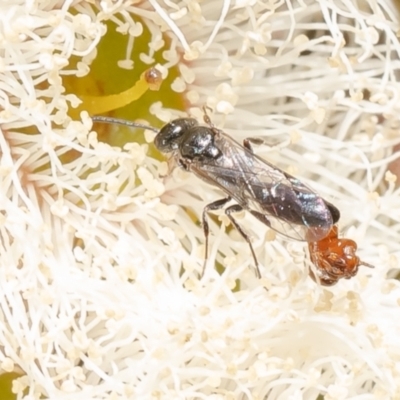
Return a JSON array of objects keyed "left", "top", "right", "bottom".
[{"left": 154, "top": 118, "right": 198, "bottom": 153}]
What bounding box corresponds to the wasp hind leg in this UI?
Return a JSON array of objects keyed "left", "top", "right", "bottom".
[
  {"left": 249, "top": 210, "right": 272, "bottom": 229},
  {"left": 225, "top": 204, "right": 261, "bottom": 279}
]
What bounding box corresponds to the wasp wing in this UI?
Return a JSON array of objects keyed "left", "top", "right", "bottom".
[{"left": 187, "top": 131, "right": 334, "bottom": 242}]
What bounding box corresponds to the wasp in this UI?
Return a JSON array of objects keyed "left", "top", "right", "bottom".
[{"left": 92, "top": 110, "right": 373, "bottom": 285}]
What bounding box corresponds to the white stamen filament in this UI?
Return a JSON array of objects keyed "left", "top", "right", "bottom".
[{"left": 0, "top": 1, "right": 399, "bottom": 399}]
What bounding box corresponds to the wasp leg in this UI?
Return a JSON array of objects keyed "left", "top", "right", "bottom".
[
  {"left": 249, "top": 210, "right": 272, "bottom": 228},
  {"left": 201, "top": 196, "right": 232, "bottom": 278},
  {"left": 244, "top": 137, "right": 292, "bottom": 155},
  {"left": 225, "top": 204, "right": 261, "bottom": 279},
  {"left": 176, "top": 158, "right": 190, "bottom": 171},
  {"left": 243, "top": 137, "right": 264, "bottom": 153},
  {"left": 202, "top": 105, "right": 214, "bottom": 126}
]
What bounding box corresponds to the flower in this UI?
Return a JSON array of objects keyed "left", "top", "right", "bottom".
[{"left": 0, "top": 1, "right": 400, "bottom": 399}]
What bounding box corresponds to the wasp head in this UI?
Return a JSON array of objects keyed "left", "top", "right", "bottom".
[
  {"left": 154, "top": 118, "right": 221, "bottom": 162},
  {"left": 154, "top": 118, "right": 198, "bottom": 153}
]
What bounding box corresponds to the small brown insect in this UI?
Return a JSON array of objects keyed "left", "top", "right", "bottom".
[{"left": 307, "top": 225, "right": 373, "bottom": 286}]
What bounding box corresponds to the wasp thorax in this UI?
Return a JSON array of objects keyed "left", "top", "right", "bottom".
[
  {"left": 154, "top": 118, "right": 198, "bottom": 153},
  {"left": 180, "top": 126, "right": 221, "bottom": 160}
]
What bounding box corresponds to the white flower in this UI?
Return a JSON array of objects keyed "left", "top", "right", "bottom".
[{"left": 0, "top": 1, "right": 400, "bottom": 399}]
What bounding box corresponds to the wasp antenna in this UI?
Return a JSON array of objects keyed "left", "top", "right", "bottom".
[
  {"left": 202, "top": 105, "right": 213, "bottom": 114},
  {"left": 91, "top": 116, "right": 159, "bottom": 133},
  {"left": 202, "top": 106, "right": 215, "bottom": 126},
  {"left": 360, "top": 260, "right": 375, "bottom": 269}
]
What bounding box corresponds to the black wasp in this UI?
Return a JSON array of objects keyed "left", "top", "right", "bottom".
[{"left": 92, "top": 109, "right": 346, "bottom": 281}]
